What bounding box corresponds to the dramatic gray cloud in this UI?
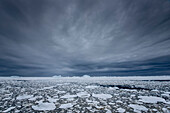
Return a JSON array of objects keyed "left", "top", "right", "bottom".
[{"left": 0, "top": 0, "right": 170, "bottom": 76}]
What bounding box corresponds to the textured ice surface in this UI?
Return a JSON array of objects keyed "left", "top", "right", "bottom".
[
  {"left": 117, "top": 108, "right": 125, "bottom": 113},
  {"left": 16, "top": 94, "right": 33, "bottom": 100},
  {"left": 138, "top": 96, "right": 166, "bottom": 103},
  {"left": 59, "top": 103, "right": 74, "bottom": 109},
  {"left": 32, "top": 102, "right": 56, "bottom": 111},
  {"left": 0, "top": 76, "right": 170, "bottom": 112},
  {"left": 128, "top": 104, "right": 148, "bottom": 112},
  {"left": 3, "top": 107, "right": 15, "bottom": 112},
  {"left": 93, "top": 94, "right": 112, "bottom": 100}
]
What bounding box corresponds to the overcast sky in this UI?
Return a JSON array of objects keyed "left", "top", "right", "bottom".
[{"left": 0, "top": 0, "right": 170, "bottom": 76}]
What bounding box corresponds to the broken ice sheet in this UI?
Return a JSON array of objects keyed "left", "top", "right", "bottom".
[
  {"left": 3, "top": 107, "right": 15, "bottom": 113},
  {"left": 128, "top": 104, "right": 148, "bottom": 112},
  {"left": 59, "top": 103, "right": 74, "bottom": 109},
  {"left": 92, "top": 93, "right": 112, "bottom": 100},
  {"left": 0, "top": 76, "right": 170, "bottom": 112},
  {"left": 138, "top": 96, "right": 166, "bottom": 104},
  {"left": 16, "top": 94, "right": 33, "bottom": 100},
  {"left": 32, "top": 102, "right": 56, "bottom": 111}
]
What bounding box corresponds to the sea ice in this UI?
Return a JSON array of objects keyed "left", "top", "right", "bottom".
[
  {"left": 138, "top": 96, "right": 166, "bottom": 104},
  {"left": 59, "top": 103, "right": 74, "bottom": 109},
  {"left": 32, "top": 102, "right": 56, "bottom": 111},
  {"left": 16, "top": 94, "right": 33, "bottom": 100},
  {"left": 60, "top": 94, "right": 77, "bottom": 99},
  {"left": 117, "top": 108, "right": 125, "bottom": 113},
  {"left": 92, "top": 93, "right": 112, "bottom": 100},
  {"left": 86, "top": 85, "right": 99, "bottom": 89},
  {"left": 128, "top": 104, "right": 148, "bottom": 112},
  {"left": 77, "top": 91, "right": 90, "bottom": 97},
  {"left": 3, "top": 107, "right": 15, "bottom": 112}
]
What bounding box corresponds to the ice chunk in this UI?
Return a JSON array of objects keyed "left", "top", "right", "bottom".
[
  {"left": 3, "top": 107, "right": 15, "bottom": 112},
  {"left": 138, "top": 96, "right": 166, "bottom": 104},
  {"left": 86, "top": 85, "right": 99, "bottom": 89},
  {"left": 117, "top": 108, "right": 125, "bottom": 113},
  {"left": 60, "top": 94, "right": 77, "bottom": 99},
  {"left": 128, "top": 104, "right": 148, "bottom": 112},
  {"left": 59, "top": 103, "right": 73, "bottom": 109},
  {"left": 77, "top": 92, "right": 90, "bottom": 97},
  {"left": 32, "top": 102, "right": 56, "bottom": 111},
  {"left": 92, "top": 94, "right": 112, "bottom": 99},
  {"left": 17, "top": 94, "right": 33, "bottom": 100}
]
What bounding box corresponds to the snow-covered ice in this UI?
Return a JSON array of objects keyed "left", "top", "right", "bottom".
[
  {"left": 16, "top": 94, "right": 33, "bottom": 100},
  {"left": 32, "top": 102, "right": 56, "bottom": 111},
  {"left": 138, "top": 96, "right": 166, "bottom": 104},
  {"left": 128, "top": 104, "right": 148, "bottom": 112},
  {"left": 92, "top": 93, "right": 112, "bottom": 99},
  {"left": 3, "top": 107, "right": 15, "bottom": 112},
  {"left": 59, "top": 103, "right": 74, "bottom": 109},
  {"left": 0, "top": 76, "right": 170, "bottom": 112},
  {"left": 117, "top": 108, "right": 125, "bottom": 113}
]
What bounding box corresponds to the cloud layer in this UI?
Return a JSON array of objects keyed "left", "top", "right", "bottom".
[{"left": 0, "top": 0, "right": 170, "bottom": 76}]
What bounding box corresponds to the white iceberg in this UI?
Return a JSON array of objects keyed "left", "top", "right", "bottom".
[{"left": 82, "top": 75, "right": 91, "bottom": 77}]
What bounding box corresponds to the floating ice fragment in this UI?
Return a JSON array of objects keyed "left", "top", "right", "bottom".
[
  {"left": 59, "top": 103, "right": 73, "bottom": 109},
  {"left": 92, "top": 93, "right": 112, "bottom": 100},
  {"left": 151, "top": 89, "right": 159, "bottom": 92},
  {"left": 117, "top": 108, "right": 125, "bottom": 113},
  {"left": 106, "top": 109, "right": 112, "bottom": 113},
  {"left": 108, "top": 87, "right": 119, "bottom": 90},
  {"left": 3, "top": 107, "right": 15, "bottom": 112},
  {"left": 138, "top": 96, "right": 166, "bottom": 104},
  {"left": 162, "top": 108, "right": 169, "bottom": 113},
  {"left": 60, "top": 94, "right": 77, "bottom": 99},
  {"left": 17, "top": 94, "right": 33, "bottom": 100},
  {"left": 32, "top": 102, "right": 56, "bottom": 111},
  {"left": 86, "top": 85, "right": 99, "bottom": 89},
  {"left": 161, "top": 93, "right": 169, "bottom": 98},
  {"left": 116, "top": 100, "right": 123, "bottom": 104},
  {"left": 43, "top": 86, "right": 54, "bottom": 90},
  {"left": 128, "top": 104, "right": 148, "bottom": 112},
  {"left": 77, "top": 92, "right": 90, "bottom": 97},
  {"left": 47, "top": 97, "right": 58, "bottom": 103}
]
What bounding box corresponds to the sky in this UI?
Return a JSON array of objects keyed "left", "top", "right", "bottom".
[{"left": 0, "top": 0, "right": 170, "bottom": 77}]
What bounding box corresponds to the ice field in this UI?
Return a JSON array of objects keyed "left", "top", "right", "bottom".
[{"left": 0, "top": 76, "right": 170, "bottom": 113}]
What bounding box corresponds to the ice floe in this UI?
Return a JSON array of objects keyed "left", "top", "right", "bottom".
[
  {"left": 32, "top": 102, "right": 56, "bottom": 111},
  {"left": 59, "top": 103, "right": 74, "bottom": 109},
  {"left": 77, "top": 91, "right": 90, "bottom": 97},
  {"left": 117, "top": 108, "right": 125, "bottom": 113},
  {"left": 92, "top": 93, "right": 112, "bottom": 99},
  {"left": 3, "top": 107, "right": 15, "bottom": 112},
  {"left": 128, "top": 104, "right": 148, "bottom": 112},
  {"left": 86, "top": 85, "right": 99, "bottom": 89},
  {"left": 60, "top": 94, "right": 77, "bottom": 99},
  {"left": 17, "top": 94, "right": 33, "bottom": 100},
  {"left": 138, "top": 96, "right": 166, "bottom": 103}
]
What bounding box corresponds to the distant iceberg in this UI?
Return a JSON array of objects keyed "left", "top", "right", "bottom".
[
  {"left": 52, "top": 75, "right": 62, "bottom": 78},
  {"left": 82, "top": 75, "right": 91, "bottom": 78}
]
